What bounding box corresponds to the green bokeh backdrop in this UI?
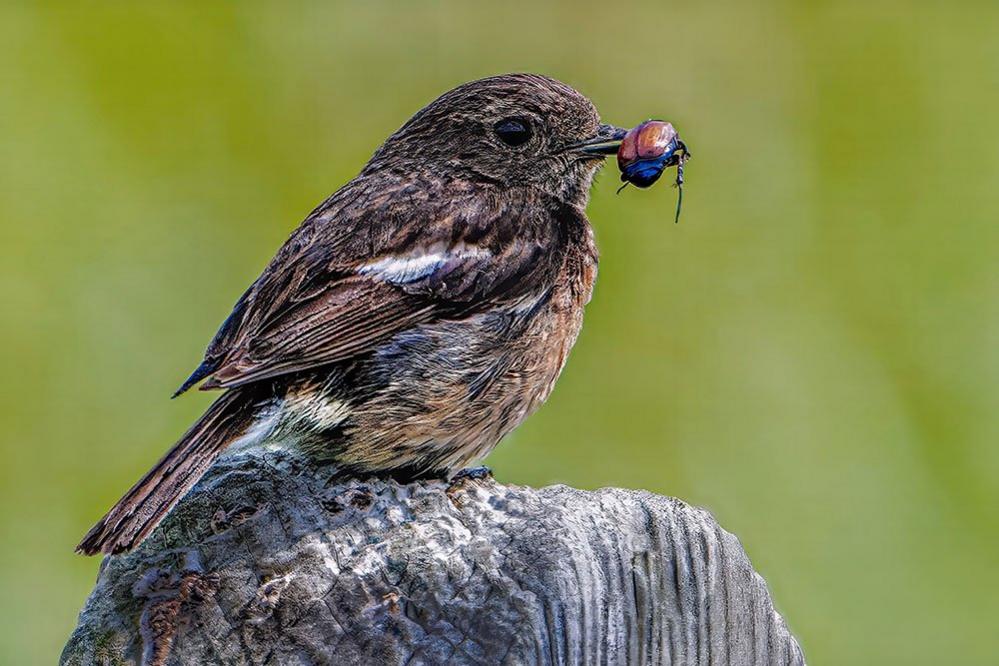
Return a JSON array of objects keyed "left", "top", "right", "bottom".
[{"left": 2, "top": 2, "right": 997, "bottom": 663}]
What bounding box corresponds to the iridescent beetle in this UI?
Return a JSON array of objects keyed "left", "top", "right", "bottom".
[{"left": 617, "top": 120, "right": 690, "bottom": 223}]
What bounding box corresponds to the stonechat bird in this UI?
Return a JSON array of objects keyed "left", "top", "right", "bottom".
[{"left": 78, "top": 74, "right": 652, "bottom": 555}]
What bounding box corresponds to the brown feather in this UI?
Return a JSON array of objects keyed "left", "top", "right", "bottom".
[
  {"left": 76, "top": 389, "right": 259, "bottom": 555},
  {"left": 193, "top": 185, "right": 564, "bottom": 391}
]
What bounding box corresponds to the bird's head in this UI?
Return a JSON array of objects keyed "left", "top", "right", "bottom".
[{"left": 364, "top": 73, "right": 627, "bottom": 208}]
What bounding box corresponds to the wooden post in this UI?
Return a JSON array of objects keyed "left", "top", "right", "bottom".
[{"left": 62, "top": 450, "right": 804, "bottom": 665}]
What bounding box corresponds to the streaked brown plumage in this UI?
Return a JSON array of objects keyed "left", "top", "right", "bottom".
[{"left": 78, "top": 73, "right": 631, "bottom": 555}]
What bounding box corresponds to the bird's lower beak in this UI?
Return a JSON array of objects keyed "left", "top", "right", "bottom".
[{"left": 571, "top": 124, "right": 628, "bottom": 156}]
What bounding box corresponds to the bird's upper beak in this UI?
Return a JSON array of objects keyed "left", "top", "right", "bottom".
[{"left": 568, "top": 124, "right": 629, "bottom": 156}]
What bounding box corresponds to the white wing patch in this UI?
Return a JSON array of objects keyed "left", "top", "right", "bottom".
[
  {"left": 508, "top": 290, "right": 548, "bottom": 316},
  {"left": 357, "top": 244, "right": 491, "bottom": 284}
]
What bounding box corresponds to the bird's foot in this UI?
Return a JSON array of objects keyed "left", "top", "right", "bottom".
[
  {"left": 447, "top": 466, "right": 493, "bottom": 491},
  {"left": 446, "top": 466, "right": 493, "bottom": 505},
  {"left": 450, "top": 466, "right": 493, "bottom": 484}
]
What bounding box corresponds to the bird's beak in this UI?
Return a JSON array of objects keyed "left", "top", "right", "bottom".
[{"left": 569, "top": 124, "right": 628, "bottom": 156}]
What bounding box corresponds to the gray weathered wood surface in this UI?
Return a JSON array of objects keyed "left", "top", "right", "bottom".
[{"left": 62, "top": 450, "right": 804, "bottom": 665}]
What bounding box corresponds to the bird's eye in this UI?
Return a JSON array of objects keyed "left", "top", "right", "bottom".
[{"left": 493, "top": 118, "right": 532, "bottom": 147}]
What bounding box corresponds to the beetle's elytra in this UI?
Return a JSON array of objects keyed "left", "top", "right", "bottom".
[{"left": 616, "top": 120, "right": 690, "bottom": 223}]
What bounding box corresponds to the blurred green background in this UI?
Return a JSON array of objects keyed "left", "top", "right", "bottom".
[{"left": 2, "top": 1, "right": 997, "bottom": 663}]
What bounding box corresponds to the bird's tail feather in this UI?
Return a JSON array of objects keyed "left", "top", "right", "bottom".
[{"left": 76, "top": 389, "right": 258, "bottom": 556}]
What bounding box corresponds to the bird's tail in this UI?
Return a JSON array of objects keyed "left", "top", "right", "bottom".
[{"left": 76, "top": 389, "right": 260, "bottom": 556}]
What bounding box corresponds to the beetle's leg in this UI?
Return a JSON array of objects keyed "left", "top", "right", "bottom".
[
  {"left": 673, "top": 159, "right": 685, "bottom": 224},
  {"left": 674, "top": 181, "right": 683, "bottom": 224}
]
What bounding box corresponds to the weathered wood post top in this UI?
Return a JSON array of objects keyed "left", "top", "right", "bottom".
[{"left": 63, "top": 450, "right": 804, "bottom": 665}]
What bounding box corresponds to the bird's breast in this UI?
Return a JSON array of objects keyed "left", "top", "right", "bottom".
[{"left": 275, "top": 228, "right": 598, "bottom": 476}]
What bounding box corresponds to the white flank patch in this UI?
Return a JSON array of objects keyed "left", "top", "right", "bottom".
[
  {"left": 226, "top": 409, "right": 281, "bottom": 453},
  {"left": 357, "top": 244, "right": 491, "bottom": 284},
  {"left": 306, "top": 399, "right": 351, "bottom": 430},
  {"left": 285, "top": 393, "right": 351, "bottom": 430}
]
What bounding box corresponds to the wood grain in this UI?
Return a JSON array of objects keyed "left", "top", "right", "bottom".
[{"left": 63, "top": 450, "right": 804, "bottom": 665}]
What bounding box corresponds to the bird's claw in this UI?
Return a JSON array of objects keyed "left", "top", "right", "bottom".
[{"left": 448, "top": 466, "right": 493, "bottom": 489}]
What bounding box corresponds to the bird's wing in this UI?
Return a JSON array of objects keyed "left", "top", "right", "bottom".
[{"left": 178, "top": 182, "right": 564, "bottom": 393}]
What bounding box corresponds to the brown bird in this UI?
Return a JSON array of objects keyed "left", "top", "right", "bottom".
[{"left": 77, "top": 73, "right": 634, "bottom": 556}]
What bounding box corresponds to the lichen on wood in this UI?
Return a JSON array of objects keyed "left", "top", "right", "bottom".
[{"left": 62, "top": 450, "right": 804, "bottom": 665}]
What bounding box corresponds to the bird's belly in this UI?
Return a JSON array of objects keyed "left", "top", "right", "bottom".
[{"left": 279, "top": 291, "right": 587, "bottom": 476}]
